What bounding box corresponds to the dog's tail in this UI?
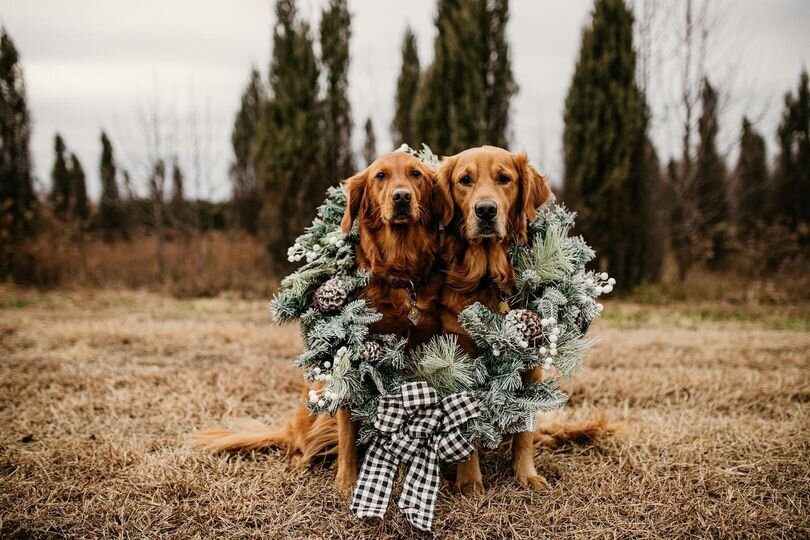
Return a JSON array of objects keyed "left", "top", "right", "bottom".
[
  {"left": 192, "top": 386, "right": 340, "bottom": 467},
  {"left": 192, "top": 416, "right": 294, "bottom": 453},
  {"left": 533, "top": 410, "right": 621, "bottom": 448}
]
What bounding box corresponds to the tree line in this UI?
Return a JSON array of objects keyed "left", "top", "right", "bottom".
[{"left": 1, "top": 0, "right": 807, "bottom": 289}]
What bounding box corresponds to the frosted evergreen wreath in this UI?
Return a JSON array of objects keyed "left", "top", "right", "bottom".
[{"left": 270, "top": 146, "right": 613, "bottom": 450}]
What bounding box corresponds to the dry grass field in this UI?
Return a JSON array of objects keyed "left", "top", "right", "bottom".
[{"left": 1, "top": 285, "right": 808, "bottom": 539}]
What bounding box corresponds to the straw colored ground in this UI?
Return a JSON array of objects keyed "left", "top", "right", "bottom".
[{"left": 1, "top": 286, "right": 808, "bottom": 539}]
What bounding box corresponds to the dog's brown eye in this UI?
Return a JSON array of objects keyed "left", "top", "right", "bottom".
[
  {"left": 375, "top": 171, "right": 386, "bottom": 180},
  {"left": 459, "top": 174, "right": 472, "bottom": 186},
  {"left": 411, "top": 169, "right": 422, "bottom": 178},
  {"left": 497, "top": 173, "right": 511, "bottom": 184}
]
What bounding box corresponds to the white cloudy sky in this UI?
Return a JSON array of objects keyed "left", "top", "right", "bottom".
[{"left": 1, "top": 0, "right": 808, "bottom": 199}]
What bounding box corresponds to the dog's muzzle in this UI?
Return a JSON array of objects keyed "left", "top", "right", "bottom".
[
  {"left": 474, "top": 200, "right": 498, "bottom": 236},
  {"left": 392, "top": 189, "right": 413, "bottom": 221}
]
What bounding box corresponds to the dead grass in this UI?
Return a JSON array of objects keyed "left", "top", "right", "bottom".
[
  {"left": 0, "top": 286, "right": 808, "bottom": 539},
  {"left": 9, "top": 231, "right": 276, "bottom": 297}
]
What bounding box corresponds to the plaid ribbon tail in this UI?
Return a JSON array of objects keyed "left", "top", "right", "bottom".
[
  {"left": 397, "top": 448, "right": 441, "bottom": 532},
  {"left": 349, "top": 440, "right": 399, "bottom": 519},
  {"left": 351, "top": 384, "right": 481, "bottom": 532}
]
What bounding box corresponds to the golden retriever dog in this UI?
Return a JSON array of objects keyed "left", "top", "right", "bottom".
[
  {"left": 195, "top": 151, "right": 444, "bottom": 496},
  {"left": 434, "top": 145, "right": 552, "bottom": 494}
]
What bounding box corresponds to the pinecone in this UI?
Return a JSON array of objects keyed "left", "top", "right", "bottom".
[
  {"left": 312, "top": 276, "right": 348, "bottom": 313},
  {"left": 504, "top": 309, "right": 544, "bottom": 345},
  {"left": 359, "top": 341, "right": 383, "bottom": 363}
]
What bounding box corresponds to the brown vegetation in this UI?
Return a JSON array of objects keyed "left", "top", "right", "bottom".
[
  {"left": 9, "top": 232, "right": 274, "bottom": 297},
  {"left": 1, "top": 287, "right": 807, "bottom": 538}
]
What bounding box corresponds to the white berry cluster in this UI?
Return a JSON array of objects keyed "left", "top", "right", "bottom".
[
  {"left": 538, "top": 317, "right": 560, "bottom": 371},
  {"left": 324, "top": 231, "right": 346, "bottom": 249},
  {"left": 287, "top": 241, "right": 307, "bottom": 263},
  {"left": 287, "top": 233, "right": 348, "bottom": 264},
  {"left": 307, "top": 387, "right": 339, "bottom": 408},
  {"left": 494, "top": 314, "right": 560, "bottom": 373},
  {"left": 307, "top": 346, "right": 351, "bottom": 407},
  {"left": 585, "top": 271, "right": 615, "bottom": 313}
]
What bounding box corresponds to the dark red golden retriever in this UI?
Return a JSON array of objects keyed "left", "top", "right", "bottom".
[
  {"left": 434, "top": 145, "right": 552, "bottom": 494},
  {"left": 195, "top": 151, "right": 444, "bottom": 496}
]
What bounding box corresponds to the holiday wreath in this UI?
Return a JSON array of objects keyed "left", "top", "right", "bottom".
[{"left": 270, "top": 146, "right": 613, "bottom": 452}]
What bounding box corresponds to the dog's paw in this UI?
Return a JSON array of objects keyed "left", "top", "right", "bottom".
[
  {"left": 289, "top": 452, "right": 306, "bottom": 470},
  {"left": 453, "top": 478, "right": 485, "bottom": 496},
  {"left": 516, "top": 472, "right": 550, "bottom": 490},
  {"left": 335, "top": 473, "right": 356, "bottom": 498}
]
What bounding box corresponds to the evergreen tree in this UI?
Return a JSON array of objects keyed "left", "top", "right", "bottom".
[
  {"left": 693, "top": 78, "right": 730, "bottom": 265},
  {"left": 68, "top": 153, "right": 88, "bottom": 222},
  {"left": 391, "top": 27, "right": 420, "bottom": 146},
  {"left": 638, "top": 138, "right": 665, "bottom": 282},
  {"left": 229, "top": 68, "right": 264, "bottom": 234},
  {"left": 320, "top": 0, "right": 354, "bottom": 179},
  {"left": 773, "top": 70, "right": 810, "bottom": 225},
  {"left": 254, "top": 0, "right": 322, "bottom": 275},
  {"left": 50, "top": 134, "right": 71, "bottom": 219},
  {"left": 98, "top": 130, "right": 128, "bottom": 240},
  {"left": 363, "top": 117, "right": 377, "bottom": 165},
  {"left": 694, "top": 79, "right": 729, "bottom": 229},
  {"left": 479, "top": 0, "right": 515, "bottom": 147},
  {"left": 732, "top": 117, "right": 768, "bottom": 234},
  {"left": 169, "top": 159, "right": 187, "bottom": 229},
  {"left": 562, "top": 0, "right": 654, "bottom": 289},
  {"left": 0, "top": 27, "right": 34, "bottom": 237},
  {"left": 413, "top": 0, "right": 515, "bottom": 153},
  {"left": 148, "top": 159, "right": 167, "bottom": 277}
]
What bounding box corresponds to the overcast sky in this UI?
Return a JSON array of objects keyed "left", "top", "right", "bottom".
[{"left": 1, "top": 0, "right": 808, "bottom": 199}]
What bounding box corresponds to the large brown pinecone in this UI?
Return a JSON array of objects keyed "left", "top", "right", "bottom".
[
  {"left": 504, "top": 309, "right": 544, "bottom": 345},
  {"left": 359, "top": 341, "right": 383, "bottom": 363},
  {"left": 312, "top": 276, "right": 348, "bottom": 313}
]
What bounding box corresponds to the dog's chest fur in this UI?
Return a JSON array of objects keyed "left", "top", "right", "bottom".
[{"left": 355, "top": 224, "right": 442, "bottom": 348}]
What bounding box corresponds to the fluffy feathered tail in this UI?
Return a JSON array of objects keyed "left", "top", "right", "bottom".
[
  {"left": 193, "top": 386, "right": 339, "bottom": 468},
  {"left": 533, "top": 410, "right": 620, "bottom": 448}
]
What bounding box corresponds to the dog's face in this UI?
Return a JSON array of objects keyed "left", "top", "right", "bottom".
[
  {"left": 341, "top": 151, "right": 436, "bottom": 233},
  {"left": 435, "top": 146, "right": 551, "bottom": 242}
]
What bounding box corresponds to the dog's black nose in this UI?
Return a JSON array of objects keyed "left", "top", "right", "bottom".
[
  {"left": 475, "top": 200, "right": 498, "bottom": 219},
  {"left": 392, "top": 189, "right": 412, "bottom": 204}
]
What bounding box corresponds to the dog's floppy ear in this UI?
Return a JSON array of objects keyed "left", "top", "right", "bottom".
[
  {"left": 340, "top": 168, "right": 368, "bottom": 233},
  {"left": 514, "top": 151, "right": 551, "bottom": 223},
  {"left": 433, "top": 155, "right": 457, "bottom": 226},
  {"left": 514, "top": 151, "right": 551, "bottom": 241}
]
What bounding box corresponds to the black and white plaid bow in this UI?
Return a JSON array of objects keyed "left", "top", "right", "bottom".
[{"left": 350, "top": 381, "right": 481, "bottom": 531}]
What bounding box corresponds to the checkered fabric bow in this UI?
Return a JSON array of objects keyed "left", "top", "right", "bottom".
[{"left": 350, "top": 381, "right": 481, "bottom": 531}]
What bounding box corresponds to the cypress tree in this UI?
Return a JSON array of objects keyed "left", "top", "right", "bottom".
[
  {"left": 732, "top": 118, "right": 768, "bottom": 234},
  {"left": 0, "top": 27, "right": 34, "bottom": 237},
  {"left": 148, "top": 159, "right": 167, "bottom": 277},
  {"left": 773, "top": 70, "right": 810, "bottom": 225},
  {"left": 254, "top": 0, "right": 321, "bottom": 275},
  {"left": 413, "top": 0, "right": 515, "bottom": 153},
  {"left": 68, "top": 153, "right": 89, "bottom": 222},
  {"left": 562, "top": 0, "right": 653, "bottom": 289},
  {"left": 98, "top": 130, "right": 128, "bottom": 240},
  {"left": 479, "top": 0, "right": 515, "bottom": 148},
  {"left": 169, "top": 160, "right": 187, "bottom": 229},
  {"left": 50, "top": 134, "right": 71, "bottom": 219},
  {"left": 363, "top": 117, "right": 377, "bottom": 165},
  {"left": 638, "top": 137, "right": 665, "bottom": 282},
  {"left": 694, "top": 78, "right": 729, "bottom": 230},
  {"left": 413, "top": 0, "right": 456, "bottom": 153},
  {"left": 391, "top": 27, "right": 420, "bottom": 147},
  {"left": 319, "top": 0, "right": 354, "bottom": 180},
  {"left": 693, "top": 78, "right": 729, "bottom": 264},
  {"left": 229, "top": 68, "right": 264, "bottom": 234}
]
